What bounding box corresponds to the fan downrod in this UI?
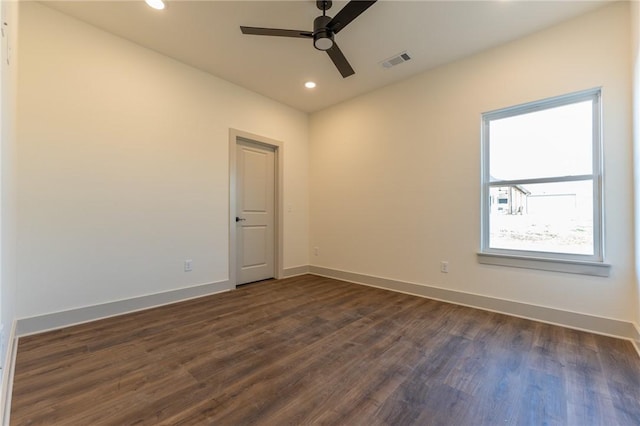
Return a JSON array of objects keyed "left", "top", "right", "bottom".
[{"left": 316, "top": 1, "right": 332, "bottom": 12}]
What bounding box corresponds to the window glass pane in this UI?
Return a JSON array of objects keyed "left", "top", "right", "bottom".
[
  {"left": 489, "top": 101, "right": 593, "bottom": 181},
  {"left": 489, "top": 180, "right": 593, "bottom": 255}
]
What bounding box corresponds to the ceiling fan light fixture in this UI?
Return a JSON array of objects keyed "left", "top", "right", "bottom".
[{"left": 313, "top": 32, "right": 334, "bottom": 51}]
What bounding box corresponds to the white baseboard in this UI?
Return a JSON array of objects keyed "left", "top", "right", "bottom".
[
  {"left": 282, "top": 265, "right": 309, "bottom": 278},
  {"left": 309, "top": 266, "right": 638, "bottom": 343},
  {"left": 16, "top": 280, "right": 232, "bottom": 337},
  {"left": 1, "top": 321, "right": 17, "bottom": 426}
]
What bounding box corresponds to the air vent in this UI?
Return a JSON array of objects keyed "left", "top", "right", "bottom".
[{"left": 381, "top": 51, "right": 411, "bottom": 69}]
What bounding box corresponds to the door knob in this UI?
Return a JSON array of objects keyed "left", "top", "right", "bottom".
[{"left": 236, "top": 217, "right": 246, "bottom": 222}]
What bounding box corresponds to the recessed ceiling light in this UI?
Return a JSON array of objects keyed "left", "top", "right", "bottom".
[
  {"left": 145, "top": 0, "right": 165, "bottom": 10},
  {"left": 305, "top": 81, "right": 316, "bottom": 89}
]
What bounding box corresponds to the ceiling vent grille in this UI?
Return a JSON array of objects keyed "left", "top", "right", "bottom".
[{"left": 381, "top": 51, "right": 411, "bottom": 69}]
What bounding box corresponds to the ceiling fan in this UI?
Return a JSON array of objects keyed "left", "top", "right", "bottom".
[{"left": 240, "top": 0, "right": 377, "bottom": 78}]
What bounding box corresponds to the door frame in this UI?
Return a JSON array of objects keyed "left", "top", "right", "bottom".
[{"left": 229, "top": 129, "right": 283, "bottom": 287}]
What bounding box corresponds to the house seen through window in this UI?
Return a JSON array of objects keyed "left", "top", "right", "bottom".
[{"left": 481, "top": 88, "right": 603, "bottom": 264}]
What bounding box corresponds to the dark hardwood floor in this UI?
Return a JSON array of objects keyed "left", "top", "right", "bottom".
[{"left": 10, "top": 275, "right": 640, "bottom": 425}]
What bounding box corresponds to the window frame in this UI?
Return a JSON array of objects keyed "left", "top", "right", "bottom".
[{"left": 479, "top": 88, "right": 609, "bottom": 276}]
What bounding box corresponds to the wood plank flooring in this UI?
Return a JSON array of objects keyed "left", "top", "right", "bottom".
[{"left": 10, "top": 274, "right": 640, "bottom": 425}]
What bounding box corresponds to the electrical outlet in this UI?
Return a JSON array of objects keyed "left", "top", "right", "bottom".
[
  {"left": 184, "top": 259, "right": 193, "bottom": 272},
  {"left": 440, "top": 261, "right": 449, "bottom": 273},
  {"left": 314, "top": 247, "right": 319, "bottom": 256}
]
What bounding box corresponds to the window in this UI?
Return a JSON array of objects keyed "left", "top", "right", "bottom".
[{"left": 479, "top": 89, "right": 609, "bottom": 276}]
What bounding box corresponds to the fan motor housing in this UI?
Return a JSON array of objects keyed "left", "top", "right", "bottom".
[{"left": 313, "top": 15, "right": 334, "bottom": 51}]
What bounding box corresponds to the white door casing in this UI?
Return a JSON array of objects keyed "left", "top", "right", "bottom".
[
  {"left": 228, "top": 128, "right": 284, "bottom": 286},
  {"left": 229, "top": 129, "right": 283, "bottom": 287}
]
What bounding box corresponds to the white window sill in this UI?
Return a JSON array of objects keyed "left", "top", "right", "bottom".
[{"left": 477, "top": 252, "right": 611, "bottom": 277}]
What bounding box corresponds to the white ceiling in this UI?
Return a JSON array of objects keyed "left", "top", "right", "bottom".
[{"left": 44, "top": 0, "right": 611, "bottom": 113}]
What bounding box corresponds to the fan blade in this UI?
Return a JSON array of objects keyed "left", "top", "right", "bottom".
[
  {"left": 240, "top": 26, "right": 312, "bottom": 38},
  {"left": 327, "top": 0, "right": 377, "bottom": 34},
  {"left": 326, "top": 43, "right": 355, "bottom": 78}
]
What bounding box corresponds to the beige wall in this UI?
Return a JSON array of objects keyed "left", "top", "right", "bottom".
[
  {"left": 12, "top": 2, "right": 638, "bottom": 329},
  {"left": 15, "top": 2, "right": 309, "bottom": 318},
  {"left": 633, "top": 0, "right": 640, "bottom": 328},
  {"left": 310, "top": 3, "right": 634, "bottom": 321},
  {"left": 1, "top": 0, "right": 18, "bottom": 371},
  {"left": 1, "top": 0, "right": 19, "bottom": 416}
]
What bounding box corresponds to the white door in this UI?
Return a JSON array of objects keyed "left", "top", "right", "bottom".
[{"left": 235, "top": 140, "right": 275, "bottom": 285}]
